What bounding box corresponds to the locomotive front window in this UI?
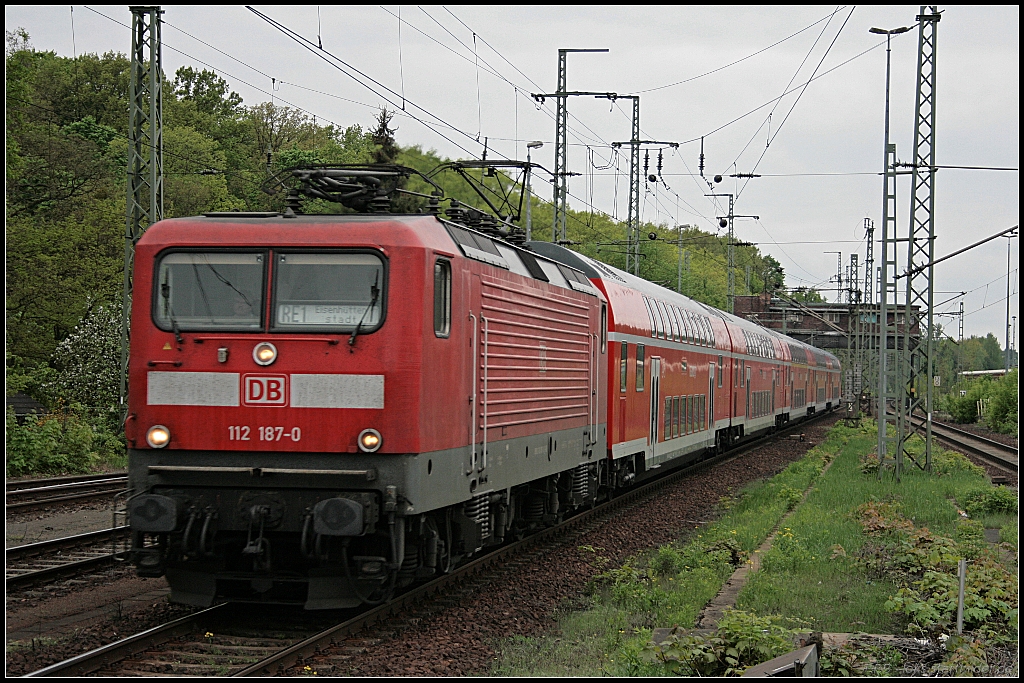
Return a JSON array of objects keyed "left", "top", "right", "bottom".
[
  {"left": 273, "top": 253, "right": 385, "bottom": 331},
  {"left": 155, "top": 252, "right": 265, "bottom": 331}
]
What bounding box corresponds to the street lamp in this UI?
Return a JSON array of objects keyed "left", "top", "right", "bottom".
[
  {"left": 525, "top": 141, "right": 543, "bottom": 241},
  {"left": 870, "top": 24, "right": 910, "bottom": 462}
]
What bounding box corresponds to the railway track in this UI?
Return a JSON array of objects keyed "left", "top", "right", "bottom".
[
  {"left": 6, "top": 527, "right": 132, "bottom": 588},
  {"left": 26, "top": 413, "right": 833, "bottom": 678},
  {"left": 912, "top": 417, "right": 1018, "bottom": 474},
  {"left": 6, "top": 473, "right": 128, "bottom": 513}
]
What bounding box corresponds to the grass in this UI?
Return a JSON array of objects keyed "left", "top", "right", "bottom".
[
  {"left": 493, "top": 420, "right": 1018, "bottom": 675},
  {"left": 736, "top": 420, "right": 1015, "bottom": 635},
  {"left": 493, "top": 422, "right": 855, "bottom": 676}
]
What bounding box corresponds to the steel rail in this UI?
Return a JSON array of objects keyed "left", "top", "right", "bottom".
[
  {"left": 7, "top": 527, "right": 128, "bottom": 561},
  {"left": 915, "top": 417, "right": 1018, "bottom": 473},
  {"left": 931, "top": 419, "right": 1018, "bottom": 457},
  {"left": 6, "top": 527, "right": 132, "bottom": 588},
  {"left": 25, "top": 411, "right": 833, "bottom": 678},
  {"left": 26, "top": 605, "right": 229, "bottom": 678},
  {"left": 6, "top": 477, "right": 128, "bottom": 497},
  {"left": 6, "top": 472, "right": 128, "bottom": 492},
  {"left": 5, "top": 477, "right": 128, "bottom": 513}
]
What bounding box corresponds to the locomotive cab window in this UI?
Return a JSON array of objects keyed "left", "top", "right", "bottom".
[
  {"left": 154, "top": 251, "right": 265, "bottom": 331},
  {"left": 273, "top": 252, "right": 385, "bottom": 332},
  {"left": 433, "top": 259, "right": 451, "bottom": 337}
]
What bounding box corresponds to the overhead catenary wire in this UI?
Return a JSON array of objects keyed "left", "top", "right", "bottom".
[
  {"left": 162, "top": 5, "right": 875, "bottom": 246},
  {"left": 245, "top": 6, "right": 482, "bottom": 157},
  {"left": 725, "top": 5, "right": 843, "bottom": 178},
  {"left": 634, "top": 6, "right": 849, "bottom": 94},
  {"left": 736, "top": 6, "right": 856, "bottom": 200},
  {"left": 68, "top": 5, "right": 978, "bottom": 303},
  {"left": 401, "top": 6, "right": 612, "bottom": 149},
  {"left": 85, "top": 6, "right": 358, "bottom": 131}
]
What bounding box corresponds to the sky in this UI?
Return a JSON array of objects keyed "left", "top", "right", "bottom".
[{"left": 5, "top": 5, "right": 1019, "bottom": 345}]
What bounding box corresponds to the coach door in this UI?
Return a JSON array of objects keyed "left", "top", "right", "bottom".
[
  {"left": 745, "top": 365, "right": 752, "bottom": 418},
  {"left": 708, "top": 363, "right": 715, "bottom": 431},
  {"left": 649, "top": 357, "right": 661, "bottom": 453},
  {"left": 772, "top": 369, "right": 777, "bottom": 413}
]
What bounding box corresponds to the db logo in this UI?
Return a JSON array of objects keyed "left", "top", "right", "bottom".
[{"left": 242, "top": 374, "right": 288, "bottom": 406}]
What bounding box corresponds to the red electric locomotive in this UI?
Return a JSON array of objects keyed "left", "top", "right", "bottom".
[{"left": 125, "top": 165, "right": 838, "bottom": 609}]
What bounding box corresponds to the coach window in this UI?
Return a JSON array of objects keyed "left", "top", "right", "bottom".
[
  {"left": 718, "top": 356, "right": 724, "bottom": 388},
  {"left": 643, "top": 297, "right": 657, "bottom": 338},
  {"left": 620, "top": 342, "right": 628, "bottom": 393},
  {"left": 433, "top": 259, "right": 451, "bottom": 337},
  {"left": 664, "top": 398, "right": 672, "bottom": 441},
  {"left": 672, "top": 307, "right": 685, "bottom": 343},
  {"left": 652, "top": 301, "right": 665, "bottom": 339},
  {"left": 636, "top": 344, "right": 645, "bottom": 391},
  {"left": 655, "top": 300, "right": 671, "bottom": 340}
]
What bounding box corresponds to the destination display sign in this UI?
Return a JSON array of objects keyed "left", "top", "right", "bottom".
[{"left": 276, "top": 304, "right": 378, "bottom": 326}]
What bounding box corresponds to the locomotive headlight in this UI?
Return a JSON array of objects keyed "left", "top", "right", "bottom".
[
  {"left": 253, "top": 342, "right": 278, "bottom": 366},
  {"left": 146, "top": 425, "right": 171, "bottom": 448},
  {"left": 358, "top": 428, "right": 382, "bottom": 453}
]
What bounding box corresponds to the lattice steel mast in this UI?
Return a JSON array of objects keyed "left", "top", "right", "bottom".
[
  {"left": 859, "top": 218, "right": 877, "bottom": 414},
  {"left": 540, "top": 48, "right": 608, "bottom": 245},
  {"left": 898, "top": 7, "right": 940, "bottom": 473},
  {"left": 626, "top": 96, "right": 640, "bottom": 273},
  {"left": 120, "top": 6, "right": 164, "bottom": 413}
]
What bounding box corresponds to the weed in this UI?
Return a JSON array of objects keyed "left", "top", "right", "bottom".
[
  {"left": 960, "top": 487, "right": 1018, "bottom": 517},
  {"left": 931, "top": 449, "right": 986, "bottom": 476},
  {"left": 858, "top": 451, "right": 880, "bottom": 475},
  {"left": 932, "top": 636, "right": 989, "bottom": 676},
  {"left": 820, "top": 642, "right": 865, "bottom": 676},
  {"left": 649, "top": 544, "right": 684, "bottom": 577},
  {"left": 642, "top": 610, "right": 805, "bottom": 676}
]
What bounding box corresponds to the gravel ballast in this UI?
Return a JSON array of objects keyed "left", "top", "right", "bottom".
[{"left": 297, "top": 415, "right": 840, "bottom": 676}]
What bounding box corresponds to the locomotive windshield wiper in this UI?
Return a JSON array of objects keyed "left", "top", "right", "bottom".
[
  {"left": 348, "top": 272, "right": 380, "bottom": 349},
  {"left": 160, "top": 281, "right": 185, "bottom": 344}
]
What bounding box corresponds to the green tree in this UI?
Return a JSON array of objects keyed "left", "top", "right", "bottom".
[{"left": 788, "top": 287, "right": 825, "bottom": 303}]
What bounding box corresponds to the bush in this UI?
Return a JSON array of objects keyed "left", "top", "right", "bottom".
[
  {"left": 986, "top": 370, "right": 1018, "bottom": 435},
  {"left": 48, "top": 299, "right": 122, "bottom": 418},
  {"left": 5, "top": 406, "right": 124, "bottom": 476},
  {"left": 944, "top": 379, "right": 991, "bottom": 424},
  {"left": 961, "top": 487, "right": 1018, "bottom": 517}
]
